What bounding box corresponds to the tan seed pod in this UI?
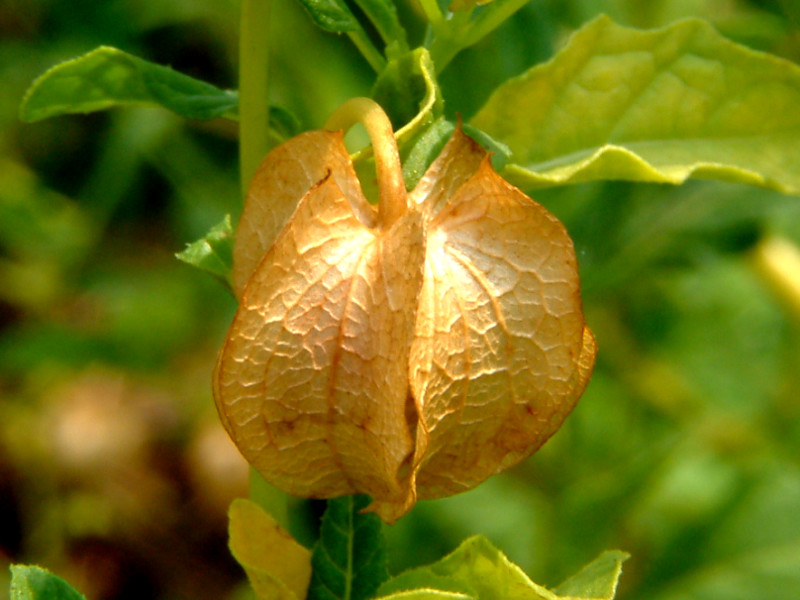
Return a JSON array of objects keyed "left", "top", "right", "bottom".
[{"left": 214, "top": 98, "right": 595, "bottom": 523}]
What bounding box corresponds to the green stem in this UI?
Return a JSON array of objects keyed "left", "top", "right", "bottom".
[
  {"left": 419, "top": 0, "right": 444, "bottom": 28},
  {"left": 352, "top": 0, "right": 408, "bottom": 53},
  {"left": 347, "top": 30, "right": 387, "bottom": 73},
  {"left": 428, "top": 8, "right": 474, "bottom": 72},
  {"left": 239, "top": 0, "right": 271, "bottom": 200},
  {"left": 461, "top": 0, "right": 530, "bottom": 49},
  {"left": 239, "top": 0, "right": 293, "bottom": 529},
  {"left": 249, "top": 467, "right": 290, "bottom": 528},
  {"left": 428, "top": 0, "right": 529, "bottom": 72}
]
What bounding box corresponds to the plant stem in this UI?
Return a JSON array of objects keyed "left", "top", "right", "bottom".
[
  {"left": 249, "top": 467, "right": 290, "bottom": 527},
  {"left": 428, "top": 0, "right": 530, "bottom": 72},
  {"left": 419, "top": 0, "right": 444, "bottom": 28},
  {"left": 462, "top": 0, "right": 530, "bottom": 50},
  {"left": 239, "top": 0, "right": 271, "bottom": 200},
  {"left": 347, "top": 31, "right": 387, "bottom": 73},
  {"left": 325, "top": 97, "right": 407, "bottom": 227},
  {"left": 427, "top": 8, "right": 474, "bottom": 72},
  {"left": 352, "top": 0, "right": 408, "bottom": 53},
  {"left": 239, "top": 0, "right": 293, "bottom": 529}
]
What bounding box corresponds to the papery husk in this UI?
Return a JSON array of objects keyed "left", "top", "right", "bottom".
[{"left": 214, "top": 103, "right": 595, "bottom": 523}]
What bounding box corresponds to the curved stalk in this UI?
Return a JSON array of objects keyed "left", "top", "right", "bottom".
[{"left": 325, "top": 97, "right": 407, "bottom": 228}]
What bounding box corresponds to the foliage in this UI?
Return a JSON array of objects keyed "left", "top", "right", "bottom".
[
  {"left": 19, "top": 46, "right": 239, "bottom": 122},
  {"left": 376, "top": 537, "right": 628, "bottom": 600},
  {"left": 472, "top": 15, "right": 800, "bottom": 192},
  {"left": 2, "top": 0, "right": 800, "bottom": 599},
  {"left": 228, "top": 498, "right": 313, "bottom": 600},
  {"left": 308, "top": 496, "right": 388, "bottom": 600},
  {"left": 9, "top": 566, "right": 86, "bottom": 600},
  {"left": 175, "top": 214, "right": 235, "bottom": 290}
]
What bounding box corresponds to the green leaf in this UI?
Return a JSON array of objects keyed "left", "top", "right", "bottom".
[
  {"left": 376, "top": 537, "right": 628, "bottom": 600},
  {"left": 373, "top": 48, "right": 443, "bottom": 142},
  {"left": 9, "top": 565, "right": 86, "bottom": 600},
  {"left": 471, "top": 15, "right": 800, "bottom": 193},
  {"left": 20, "top": 46, "right": 238, "bottom": 122},
  {"left": 377, "top": 592, "right": 472, "bottom": 600},
  {"left": 461, "top": 124, "right": 513, "bottom": 170},
  {"left": 401, "top": 117, "right": 455, "bottom": 189},
  {"left": 307, "top": 496, "right": 389, "bottom": 600},
  {"left": 175, "top": 215, "right": 234, "bottom": 289},
  {"left": 228, "top": 498, "right": 313, "bottom": 600},
  {"left": 352, "top": 0, "right": 408, "bottom": 54},
  {"left": 426, "top": 0, "right": 530, "bottom": 71},
  {"left": 348, "top": 47, "right": 444, "bottom": 195},
  {"left": 294, "top": 0, "right": 408, "bottom": 54},
  {"left": 296, "top": 0, "right": 362, "bottom": 32},
  {"left": 399, "top": 119, "right": 513, "bottom": 191},
  {"left": 269, "top": 105, "right": 304, "bottom": 144},
  {"left": 294, "top": 0, "right": 387, "bottom": 72},
  {"left": 554, "top": 551, "right": 630, "bottom": 599},
  {"left": 368, "top": 48, "right": 443, "bottom": 190}
]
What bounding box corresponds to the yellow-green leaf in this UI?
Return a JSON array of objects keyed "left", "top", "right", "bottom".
[
  {"left": 378, "top": 592, "right": 472, "bottom": 600},
  {"left": 368, "top": 48, "right": 443, "bottom": 193},
  {"left": 10, "top": 566, "right": 86, "bottom": 600},
  {"left": 376, "top": 537, "right": 629, "bottom": 600},
  {"left": 471, "top": 16, "right": 800, "bottom": 193},
  {"left": 175, "top": 215, "right": 234, "bottom": 289},
  {"left": 373, "top": 48, "right": 442, "bottom": 145},
  {"left": 228, "top": 498, "right": 313, "bottom": 600},
  {"left": 554, "top": 551, "right": 630, "bottom": 600}
]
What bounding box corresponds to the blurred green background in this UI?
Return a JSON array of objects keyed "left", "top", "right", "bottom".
[{"left": 2, "top": 0, "right": 800, "bottom": 598}]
